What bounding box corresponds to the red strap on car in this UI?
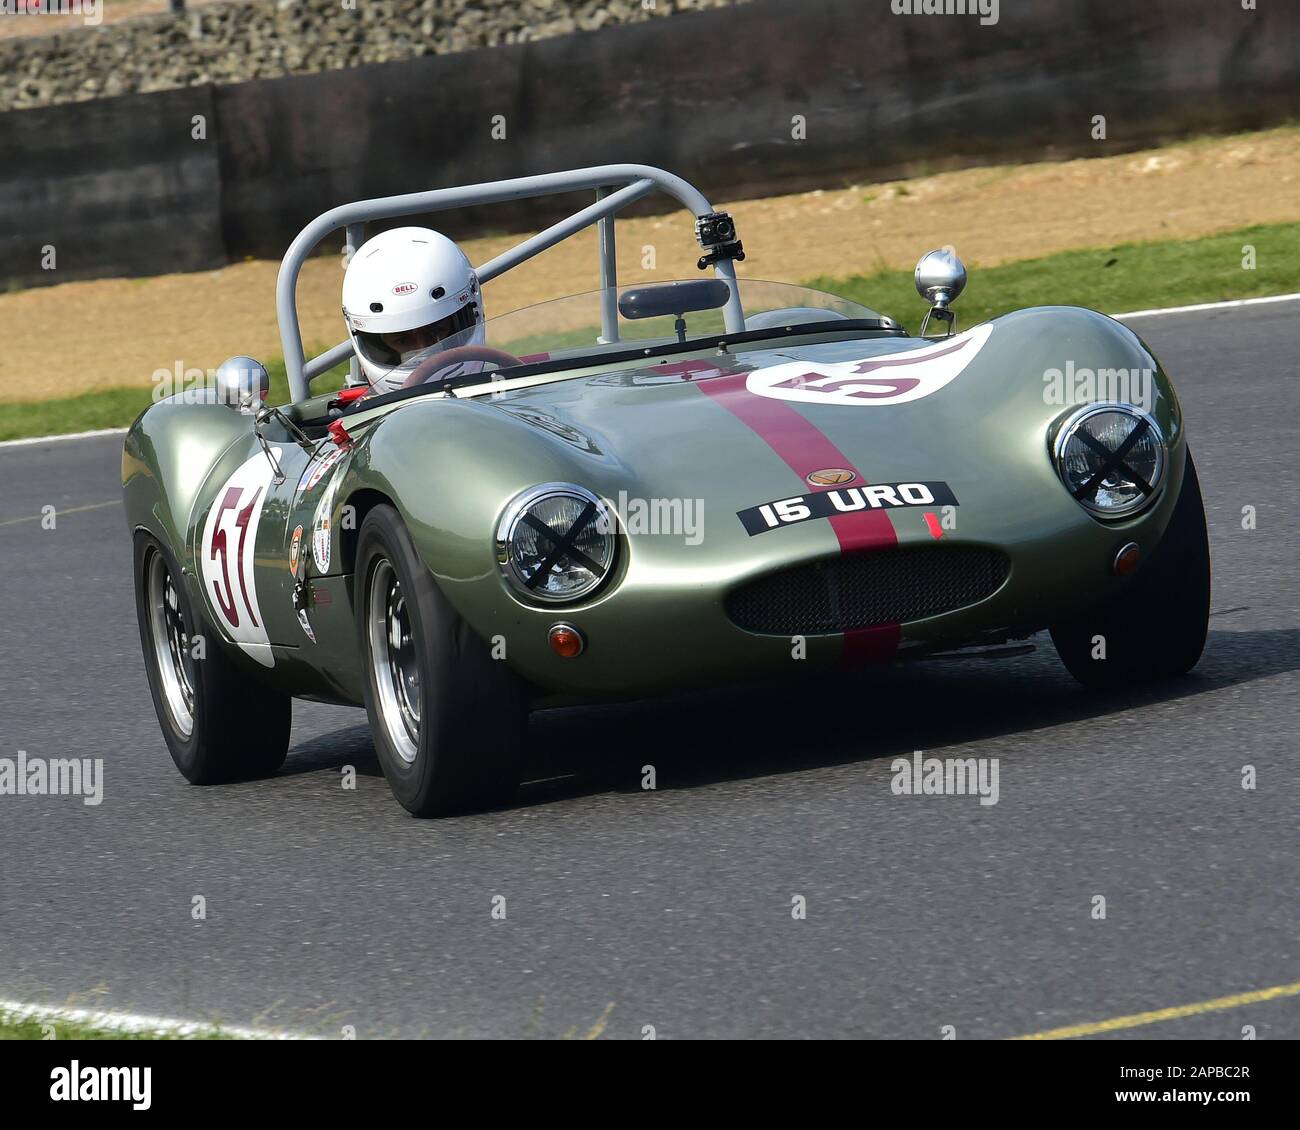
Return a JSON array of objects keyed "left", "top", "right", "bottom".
[
  {"left": 328, "top": 419, "right": 353, "bottom": 448},
  {"left": 334, "top": 386, "right": 369, "bottom": 405}
]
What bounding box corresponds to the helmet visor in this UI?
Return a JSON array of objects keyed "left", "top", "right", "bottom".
[{"left": 353, "top": 302, "right": 481, "bottom": 389}]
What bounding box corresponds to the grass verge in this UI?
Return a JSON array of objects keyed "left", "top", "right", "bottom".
[
  {"left": 0, "top": 354, "right": 349, "bottom": 442},
  {"left": 3, "top": 221, "right": 1296, "bottom": 442},
  {"left": 811, "top": 221, "right": 1299, "bottom": 333}
]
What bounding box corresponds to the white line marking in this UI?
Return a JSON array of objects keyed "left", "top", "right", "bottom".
[
  {"left": 1113, "top": 292, "right": 1300, "bottom": 320},
  {"left": 0, "top": 998, "right": 316, "bottom": 1040},
  {"left": 0, "top": 426, "right": 128, "bottom": 450},
  {"left": 0, "top": 500, "right": 120, "bottom": 528}
]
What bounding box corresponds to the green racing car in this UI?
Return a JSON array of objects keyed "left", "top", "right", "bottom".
[{"left": 124, "top": 164, "right": 1210, "bottom": 815}]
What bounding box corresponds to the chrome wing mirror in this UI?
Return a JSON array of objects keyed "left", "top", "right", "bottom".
[
  {"left": 215, "top": 355, "right": 311, "bottom": 483},
  {"left": 914, "top": 249, "right": 967, "bottom": 338},
  {"left": 214, "top": 355, "right": 270, "bottom": 413}
]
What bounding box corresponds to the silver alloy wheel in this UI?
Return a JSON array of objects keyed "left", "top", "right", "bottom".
[
  {"left": 367, "top": 558, "right": 421, "bottom": 764},
  {"left": 147, "top": 551, "right": 196, "bottom": 737}
]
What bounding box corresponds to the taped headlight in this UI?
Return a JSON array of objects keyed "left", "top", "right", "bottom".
[
  {"left": 496, "top": 484, "right": 615, "bottom": 602},
  {"left": 1053, "top": 403, "right": 1166, "bottom": 518}
]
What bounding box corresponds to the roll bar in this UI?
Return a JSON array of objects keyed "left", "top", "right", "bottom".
[{"left": 276, "top": 164, "right": 747, "bottom": 404}]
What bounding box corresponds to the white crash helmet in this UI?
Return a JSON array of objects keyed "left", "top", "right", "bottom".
[{"left": 341, "top": 226, "right": 485, "bottom": 393}]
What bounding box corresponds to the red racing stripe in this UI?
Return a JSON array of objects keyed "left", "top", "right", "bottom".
[{"left": 687, "top": 365, "right": 901, "bottom": 664}]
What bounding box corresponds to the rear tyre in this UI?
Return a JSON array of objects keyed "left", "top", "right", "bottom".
[
  {"left": 356, "top": 505, "right": 526, "bottom": 816},
  {"left": 133, "top": 533, "right": 291, "bottom": 783},
  {"left": 1050, "top": 450, "right": 1210, "bottom": 689}
]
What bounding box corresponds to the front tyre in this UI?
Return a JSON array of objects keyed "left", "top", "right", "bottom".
[
  {"left": 133, "top": 533, "right": 290, "bottom": 783},
  {"left": 1050, "top": 450, "right": 1210, "bottom": 689},
  {"left": 356, "top": 505, "right": 526, "bottom": 816}
]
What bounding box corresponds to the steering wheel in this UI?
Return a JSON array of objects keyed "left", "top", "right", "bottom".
[{"left": 400, "top": 345, "right": 525, "bottom": 389}]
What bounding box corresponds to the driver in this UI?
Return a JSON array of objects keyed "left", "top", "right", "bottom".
[{"left": 341, "top": 226, "right": 486, "bottom": 395}]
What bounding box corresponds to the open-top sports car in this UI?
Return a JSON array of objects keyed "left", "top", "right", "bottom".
[{"left": 124, "top": 164, "right": 1209, "bottom": 815}]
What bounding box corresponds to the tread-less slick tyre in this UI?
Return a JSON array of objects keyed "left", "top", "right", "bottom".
[
  {"left": 134, "top": 533, "right": 290, "bottom": 783},
  {"left": 1051, "top": 452, "right": 1210, "bottom": 689},
  {"left": 355, "top": 505, "right": 526, "bottom": 816}
]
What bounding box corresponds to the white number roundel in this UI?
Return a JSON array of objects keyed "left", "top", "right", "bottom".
[
  {"left": 199, "top": 449, "right": 279, "bottom": 668},
  {"left": 745, "top": 323, "right": 993, "bottom": 407}
]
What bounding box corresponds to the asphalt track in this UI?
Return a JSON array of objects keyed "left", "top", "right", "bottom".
[{"left": 0, "top": 302, "right": 1296, "bottom": 1040}]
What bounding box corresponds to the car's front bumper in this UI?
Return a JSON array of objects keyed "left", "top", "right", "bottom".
[{"left": 449, "top": 446, "right": 1188, "bottom": 700}]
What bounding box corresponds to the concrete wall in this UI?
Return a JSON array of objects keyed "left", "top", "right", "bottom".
[
  {"left": 4, "top": 0, "right": 1298, "bottom": 288},
  {"left": 3, "top": 85, "right": 223, "bottom": 283}
]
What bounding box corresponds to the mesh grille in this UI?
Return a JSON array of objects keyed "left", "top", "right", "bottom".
[{"left": 725, "top": 545, "right": 1010, "bottom": 636}]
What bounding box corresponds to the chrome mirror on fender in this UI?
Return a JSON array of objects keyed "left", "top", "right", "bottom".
[
  {"left": 214, "top": 355, "right": 270, "bottom": 413},
  {"left": 214, "top": 355, "right": 308, "bottom": 485},
  {"left": 914, "top": 249, "right": 967, "bottom": 338}
]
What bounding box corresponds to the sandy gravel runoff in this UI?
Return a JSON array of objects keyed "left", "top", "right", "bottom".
[{"left": 5, "top": 127, "right": 1300, "bottom": 404}]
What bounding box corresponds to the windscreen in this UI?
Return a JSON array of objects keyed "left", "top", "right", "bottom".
[
  {"left": 488, "top": 279, "right": 880, "bottom": 359},
  {"left": 396, "top": 279, "right": 884, "bottom": 388}
]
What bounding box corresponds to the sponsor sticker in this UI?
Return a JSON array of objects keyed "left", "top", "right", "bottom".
[
  {"left": 312, "top": 517, "right": 331, "bottom": 573},
  {"left": 312, "top": 491, "right": 332, "bottom": 573},
  {"left": 288, "top": 525, "right": 304, "bottom": 576},
  {"left": 738, "top": 481, "right": 958, "bottom": 535},
  {"left": 302, "top": 444, "right": 345, "bottom": 495},
  {"left": 291, "top": 574, "right": 316, "bottom": 644},
  {"left": 392, "top": 281, "right": 418, "bottom": 295}
]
